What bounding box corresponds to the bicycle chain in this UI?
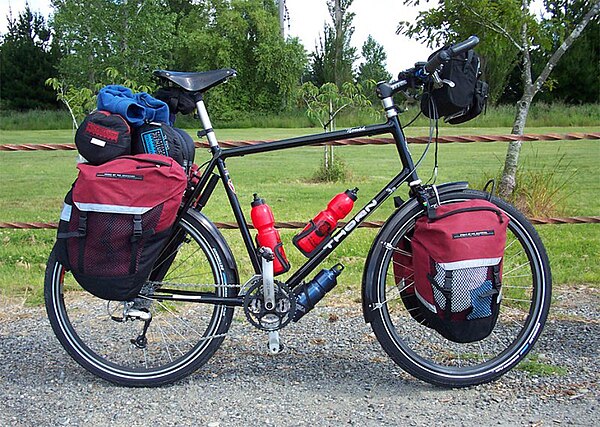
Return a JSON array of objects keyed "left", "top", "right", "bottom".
[{"left": 147, "top": 280, "right": 242, "bottom": 289}]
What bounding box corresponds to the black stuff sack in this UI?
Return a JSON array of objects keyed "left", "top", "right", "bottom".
[
  {"left": 75, "top": 111, "right": 131, "bottom": 164},
  {"left": 55, "top": 154, "right": 187, "bottom": 301},
  {"left": 132, "top": 123, "right": 195, "bottom": 173}
]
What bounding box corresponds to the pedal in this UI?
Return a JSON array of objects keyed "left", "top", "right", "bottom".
[{"left": 268, "top": 331, "right": 282, "bottom": 354}]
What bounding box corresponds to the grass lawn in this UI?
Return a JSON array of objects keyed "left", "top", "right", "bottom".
[{"left": 0, "top": 125, "right": 599, "bottom": 304}]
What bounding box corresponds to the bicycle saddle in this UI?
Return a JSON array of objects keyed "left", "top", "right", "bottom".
[{"left": 153, "top": 69, "right": 236, "bottom": 92}]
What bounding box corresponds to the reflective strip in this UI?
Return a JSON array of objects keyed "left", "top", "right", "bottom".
[
  {"left": 438, "top": 257, "right": 502, "bottom": 271},
  {"left": 74, "top": 202, "right": 152, "bottom": 215},
  {"left": 60, "top": 203, "right": 72, "bottom": 221},
  {"left": 415, "top": 288, "right": 437, "bottom": 313}
]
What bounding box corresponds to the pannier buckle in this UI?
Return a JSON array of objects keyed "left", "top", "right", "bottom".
[
  {"left": 132, "top": 215, "right": 143, "bottom": 240},
  {"left": 78, "top": 213, "right": 88, "bottom": 236}
]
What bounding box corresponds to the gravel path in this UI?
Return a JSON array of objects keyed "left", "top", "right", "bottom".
[{"left": 0, "top": 286, "right": 598, "bottom": 427}]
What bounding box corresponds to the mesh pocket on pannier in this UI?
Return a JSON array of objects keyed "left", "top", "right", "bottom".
[
  {"left": 431, "top": 263, "right": 493, "bottom": 314},
  {"left": 81, "top": 205, "right": 162, "bottom": 277}
]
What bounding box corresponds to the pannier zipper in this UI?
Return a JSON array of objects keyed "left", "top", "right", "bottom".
[{"left": 429, "top": 206, "right": 504, "bottom": 223}]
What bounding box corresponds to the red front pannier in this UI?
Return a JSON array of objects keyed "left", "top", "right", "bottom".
[
  {"left": 55, "top": 154, "right": 187, "bottom": 301},
  {"left": 411, "top": 200, "right": 509, "bottom": 343}
]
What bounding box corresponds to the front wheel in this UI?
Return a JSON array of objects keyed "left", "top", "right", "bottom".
[
  {"left": 45, "top": 210, "right": 237, "bottom": 387},
  {"left": 364, "top": 189, "right": 552, "bottom": 387}
]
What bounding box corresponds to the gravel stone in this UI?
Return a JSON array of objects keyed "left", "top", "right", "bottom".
[{"left": 0, "top": 288, "right": 598, "bottom": 426}]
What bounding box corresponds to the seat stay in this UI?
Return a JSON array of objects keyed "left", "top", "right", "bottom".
[{"left": 153, "top": 69, "right": 236, "bottom": 92}]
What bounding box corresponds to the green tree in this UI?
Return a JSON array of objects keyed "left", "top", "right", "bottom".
[
  {"left": 500, "top": 0, "right": 600, "bottom": 104},
  {"left": 357, "top": 35, "right": 391, "bottom": 84},
  {"left": 398, "top": 0, "right": 600, "bottom": 197},
  {"left": 299, "top": 80, "right": 371, "bottom": 180},
  {"left": 175, "top": 0, "right": 306, "bottom": 116},
  {"left": 0, "top": 4, "right": 59, "bottom": 109},
  {"left": 308, "top": 0, "right": 357, "bottom": 87},
  {"left": 51, "top": 0, "right": 176, "bottom": 88},
  {"left": 357, "top": 35, "right": 392, "bottom": 102}
]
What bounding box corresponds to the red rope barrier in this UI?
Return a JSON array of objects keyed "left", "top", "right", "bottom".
[
  {"left": 2, "top": 217, "right": 598, "bottom": 230},
  {"left": 1, "top": 133, "right": 598, "bottom": 151}
]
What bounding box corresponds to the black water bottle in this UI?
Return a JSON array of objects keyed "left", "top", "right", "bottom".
[{"left": 293, "top": 264, "right": 344, "bottom": 322}]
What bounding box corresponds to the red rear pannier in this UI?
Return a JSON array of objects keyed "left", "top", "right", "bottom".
[
  {"left": 411, "top": 200, "right": 509, "bottom": 343},
  {"left": 55, "top": 154, "right": 187, "bottom": 301}
]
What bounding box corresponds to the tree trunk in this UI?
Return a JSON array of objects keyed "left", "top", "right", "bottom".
[
  {"left": 499, "top": 94, "right": 532, "bottom": 197},
  {"left": 278, "top": 0, "right": 285, "bottom": 38},
  {"left": 333, "top": 0, "right": 343, "bottom": 88},
  {"left": 498, "top": 8, "right": 531, "bottom": 199},
  {"left": 499, "top": 0, "right": 600, "bottom": 198}
]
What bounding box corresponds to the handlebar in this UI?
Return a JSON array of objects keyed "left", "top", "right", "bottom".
[
  {"left": 423, "top": 35, "right": 479, "bottom": 74},
  {"left": 376, "top": 36, "right": 480, "bottom": 101}
]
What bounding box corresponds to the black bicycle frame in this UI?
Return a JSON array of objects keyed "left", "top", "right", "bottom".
[{"left": 175, "top": 114, "right": 421, "bottom": 303}]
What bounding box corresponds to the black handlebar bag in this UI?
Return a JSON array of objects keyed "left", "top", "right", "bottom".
[
  {"left": 55, "top": 154, "right": 187, "bottom": 301},
  {"left": 421, "top": 49, "right": 487, "bottom": 123},
  {"left": 411, "top": 200, "right": 509, "bottom": 343}
]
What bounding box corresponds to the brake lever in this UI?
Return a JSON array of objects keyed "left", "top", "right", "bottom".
[{"left": 431, "top": 71, "right": 455, "bottom": 89}]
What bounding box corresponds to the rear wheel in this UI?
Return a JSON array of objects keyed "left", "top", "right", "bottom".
[
  {"left": 365, "top": 190, "right": 552, "bottom": 387},
  {"left": 45, "top": 211, "right": 237, "bottom": 387}
]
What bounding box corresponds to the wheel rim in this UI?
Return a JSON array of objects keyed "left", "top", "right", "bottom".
[
  {"left": 376, "top": 197, "right": 548, "bottom": 380},
  {"left": 48, "top": 218, "right": 230, "bottom": 382}
]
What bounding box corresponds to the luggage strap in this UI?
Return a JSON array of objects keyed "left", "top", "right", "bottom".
[{"left": 57, "top": 212, "right": 87, "bottom": 239}]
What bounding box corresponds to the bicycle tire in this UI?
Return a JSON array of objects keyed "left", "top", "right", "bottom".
[
  {"left": 44, "top": 210, "right": 237, "bottom": 387},
  {"left": 364, "top": 189, "right": 552, "bottom": 387}
]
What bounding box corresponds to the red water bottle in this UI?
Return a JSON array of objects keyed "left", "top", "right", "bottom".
[
  {"left": 293, "top": 188, "right": 358, "bottom": 257},
  {"left": 250, "top": 194, "right": 290, "bottom": 275}
]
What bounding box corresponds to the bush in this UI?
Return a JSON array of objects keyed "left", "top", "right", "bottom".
[
  {"left": 2, "top": 103, "right": 599, "bottom": 131},
  {"left": 476, "top": 149, "right": 574, "bottom": 217},
  {"left": 311, "top": 155, "right": 350, "bottom": 183}
]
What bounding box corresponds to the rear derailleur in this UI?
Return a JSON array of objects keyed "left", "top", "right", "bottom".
[{"left": 109, "top": 300, "right": 153, "bottom": 349}]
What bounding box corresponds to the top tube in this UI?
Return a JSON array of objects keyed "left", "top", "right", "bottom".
[{"left": 220, "top": 123, "right": 394, "bottom": 159}]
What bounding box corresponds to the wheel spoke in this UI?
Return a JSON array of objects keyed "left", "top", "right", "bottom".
[
  {"left": 367, "top": 193, "right": 550, "bottom": 387},
  {"left": 45, "top": 212, "right": 235, "bottom": 386}
]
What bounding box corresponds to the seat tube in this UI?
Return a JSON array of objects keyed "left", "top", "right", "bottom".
[{"left": 196, "top": 100, "right": 219, "bottom": 148}]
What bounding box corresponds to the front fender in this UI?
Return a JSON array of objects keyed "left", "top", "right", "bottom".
[{"left": 361, "top": 181, "right": 469, "bottom": 323}]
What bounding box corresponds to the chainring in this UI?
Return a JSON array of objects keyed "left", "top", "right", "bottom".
[{"left": 243, "top": 279, "right": 296, "bottom": 331}]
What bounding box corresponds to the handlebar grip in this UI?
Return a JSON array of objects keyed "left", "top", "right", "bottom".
[
  {"left": 423, "top": 35, "right": 480, "bottom": 74},
  {"left": 424, "top": 50, "right": 451, "bottom": 74},
  {"left": 448, "top": 35, "right": 479, "bottom": 56}
]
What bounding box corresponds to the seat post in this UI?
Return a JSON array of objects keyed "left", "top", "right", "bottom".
[{"left": 195, "top": 99, "right": 219, "bottom": 148}]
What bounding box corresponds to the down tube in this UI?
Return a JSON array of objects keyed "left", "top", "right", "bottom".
[{"left": 286, "top": 168, "right": 411, "bottom": 290}]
